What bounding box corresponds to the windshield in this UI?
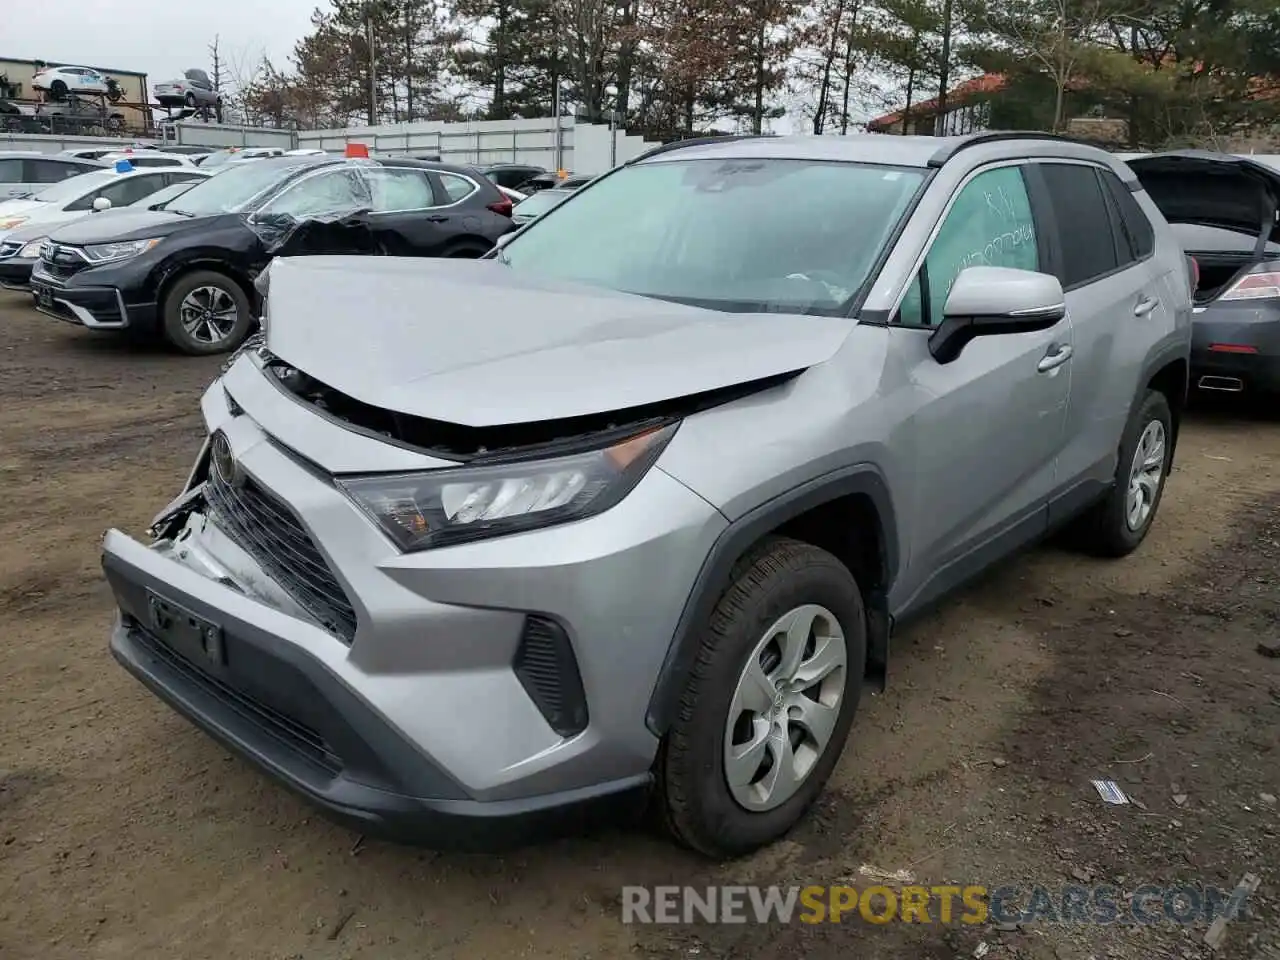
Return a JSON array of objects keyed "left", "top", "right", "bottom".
[
  {"left": 513, "top": 190, "right": 570, "bottom": 217},
  {"left": 499, "top": 158, "right": 926, "bottom": 314},
  {"left": 32, "top": 170, "right": 118, "bottom": 205},
  {"left": 167, "top": 159, "right": 315, "bottom": 216}
]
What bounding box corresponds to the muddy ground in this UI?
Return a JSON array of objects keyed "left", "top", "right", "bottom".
[{"left": 0, "top": 289, "right": 1277, "bottom": 960}]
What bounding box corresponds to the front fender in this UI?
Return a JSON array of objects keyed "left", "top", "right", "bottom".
[{"left": 644, "top": 463, "right": 899, "bottom": 736}]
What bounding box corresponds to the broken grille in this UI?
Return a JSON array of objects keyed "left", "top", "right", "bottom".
[{"left": 204, "top": 465, "right": 358, "bottom": 643}]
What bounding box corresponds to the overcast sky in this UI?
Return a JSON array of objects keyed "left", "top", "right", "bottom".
[{"left": 7, "top": 0, "right": 315, "bottom": 91}]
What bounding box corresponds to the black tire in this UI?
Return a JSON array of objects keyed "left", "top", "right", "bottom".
[
  {"left": 657, "top": 537, "right": 867, "bottom": 859},
  {"left": 185, "top": 92, "right": 197, "bottom": 107},
  {"left": 49, "top": 79, "right": 67, "bottom": 100},
  {"left": 159, "top": 270, "right": 253, "bottom": 356},
  {"left": 444, "top": 245, "right": 489, "bottom": 258},
  {"left": 1070, "top": 389, "right": 1174, "bottom": 557}
]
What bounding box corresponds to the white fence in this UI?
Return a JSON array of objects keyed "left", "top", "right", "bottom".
[
  {"left": 0, "top": 132, "right": 145, "bottom": 154},
  {"left": 162, "top": 123, "right": 297, "bottom": 150},
  {"left": 0, "top": 123, "right": 297, "bottom": 154},
  {"left": 297, "top": 117, "right": 651, "bottom": 173},
  {"left": 2, "top": 116, "right": 653, "bottom": 171}
]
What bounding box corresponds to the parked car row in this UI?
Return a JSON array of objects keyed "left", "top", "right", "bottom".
[{"left": 4, "top": 154, "right": 517, "bottom": 354}]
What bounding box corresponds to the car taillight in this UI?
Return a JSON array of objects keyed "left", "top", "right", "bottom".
[
  {"left": 487, "top": 198, "right": 513, "bottom": 218},
  {"left": 1188, "top": 255, "right": 1199, "bottom": 291},
  {"left": 1220, "top": 267, "right": 1280, "bottom": 301}
]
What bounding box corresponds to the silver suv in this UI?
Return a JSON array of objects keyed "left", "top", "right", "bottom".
[{"left": 102, "top": 133, "right": 1192, "bottom": 858}]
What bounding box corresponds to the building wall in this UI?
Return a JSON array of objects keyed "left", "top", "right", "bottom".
[{"left": 0, "top": 57, "right": 150, "bottom": 128}]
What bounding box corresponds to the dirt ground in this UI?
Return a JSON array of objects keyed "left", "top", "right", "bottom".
[{"left": 0, "top": 289, "right": 1278, "bottom": 960}]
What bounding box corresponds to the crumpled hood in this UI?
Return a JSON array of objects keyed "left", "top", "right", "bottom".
[{"left": 263, "top": 256, "right": 856, "bottom": 427}]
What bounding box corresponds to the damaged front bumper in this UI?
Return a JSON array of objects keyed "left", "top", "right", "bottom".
[{"left": 102, "top": 368, "right": 727, "bottom": 845}]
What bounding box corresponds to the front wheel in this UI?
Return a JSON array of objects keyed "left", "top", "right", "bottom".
[
  {"left": 160, "top": 270, "right": 252, "bottom": 356},
  {"left": 657, "top": 537, "right": 866, "bottom": 859},
  {"left": 49, "top": 79, "right": 67, "bottom": 100},
  {"left": 1070, "top": 389, "right": 1174, "bottom": 556}
]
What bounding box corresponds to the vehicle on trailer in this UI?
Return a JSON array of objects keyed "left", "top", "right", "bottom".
[
  {"left": 0, "top": 150, "right": 104, "bottom": 201},
  {"left": 0, "top": 172, "right": 210, "bottom": 291},
  {"left": 29, "top": 155, "right": 515, "bottom": 354},
  {"left": 1125, "top": 151, "right": 1280, "bottom": 397},
  {"left": 31, "top": 64, "right": 121, "bottom": 100},
  {"left": 153, "top": 69, "right": 222, "bottom": 116},
  {"left": 101, "top": 132, "right": 1193, "bottom": 858},
  {"left": 32, "top": 96, "right": 127, "bottom": 134}
]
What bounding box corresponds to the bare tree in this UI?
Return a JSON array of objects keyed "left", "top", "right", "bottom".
[{"left": 209, "top": 35, "right": 225, "bottom": 93}]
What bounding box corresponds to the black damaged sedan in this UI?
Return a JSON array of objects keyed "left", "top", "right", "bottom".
[{"left": 30, "top": 155, "right": 515, "bottom": 355}]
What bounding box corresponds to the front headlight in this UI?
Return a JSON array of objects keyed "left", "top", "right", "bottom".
[
  {"left": 82, "top": 237, "right": 163, "bottom": 264},
  {"left": 337, "top": 422, "right": 678, "bottom": 551},
  {"left": 18, "top": 238, "right": 47, "bottom": 259},
  {"left": 0, "top": 217, "right": 28, "bottom": 231}
]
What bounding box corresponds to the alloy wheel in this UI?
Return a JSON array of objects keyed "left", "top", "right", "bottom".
[
  {"left": 723, "top": 604, "right": 848, "bottom": 812},
  {"left": 180, "top": 285, "right": 240, "bottom": 345},
  {"left": 1125, "top": 419, "right": 1166, "bottom": 531}
]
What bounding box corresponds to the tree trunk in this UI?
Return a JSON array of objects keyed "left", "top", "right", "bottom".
[
  {"left": 902, "top": 65, "right": 915, "bottom": 134},
  {"left": 838, "top": 2, "right": 860, "bottom": 134},
  {"left": 935, "top": 0, "right": 952, "bottom": 134},
  {"left": 752, "top": 19, "right": 766, "bottom": 133},
  {"left": 813, "top": 0, "right": 847, "bottom": 134},
  {"left": 491, "top": 0, "right": 508, "bottom": 118}
]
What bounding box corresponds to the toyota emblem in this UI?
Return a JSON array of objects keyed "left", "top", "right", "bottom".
[{"left": 209, "top": 431, "right": 243, "bottom": 487}]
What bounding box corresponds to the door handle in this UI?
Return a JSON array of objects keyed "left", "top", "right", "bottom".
[
  {"left": 1037, "top": 343, "right": 1073, "bottom": 372},
  {"left": 426, "top": 215, "right": 449, "bottom": 222},
  {"left": 1134, "top": 296, "right": 1159, "bottom": 317}
]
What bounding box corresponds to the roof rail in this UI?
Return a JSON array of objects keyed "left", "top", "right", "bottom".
[
  {"left": 927, "top": 130, "right": 1094, "bottom": 168},
  {"left": 626, "top": 133, "right": 774, "bottom": 165}
]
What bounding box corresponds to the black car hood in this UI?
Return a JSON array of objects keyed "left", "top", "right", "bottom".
[
  {"left": 48, "top": 209, "right": 220, "bottom": 245},
  {"left": 1126, "top": 151, "right": 1280, "bottom": 245}
]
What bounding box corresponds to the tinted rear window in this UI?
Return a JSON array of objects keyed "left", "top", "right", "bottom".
[
  {"left": 1100, "top": 170, "right": 1154, "bottom": 260},
  {"left": 1040, "top": 163, "right": 1120, "bottom": 287}
]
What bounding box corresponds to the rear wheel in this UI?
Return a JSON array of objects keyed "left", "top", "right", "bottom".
[
  {"left": 160, "top": 270, "right": 252, "bottom": 356},
  {"left": 1069, "top": 389, "right": 1173, "bottom": 556},
  {"left": 184, "top": 92, "right": 197, "bottom": 107},
  {"left": 49, "top": 79, "right": 67, "bottom": 100},
  {"left": 657, "top": 537, "right": 866, "bottom": 859}
]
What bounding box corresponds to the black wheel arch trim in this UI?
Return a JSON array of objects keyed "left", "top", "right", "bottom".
[
  {"left": 156, "top": 258, "right": 257, "bottom": 309},
  {"left": 1139, "top": 340, "right": 1190, "bottom": 455},
  {"left": 645, "top": 463, "right": 899, "bottom": 736}
]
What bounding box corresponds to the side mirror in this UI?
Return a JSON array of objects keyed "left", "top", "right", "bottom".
[
  {"left": 928, "top": 266, "right": 1066, "bottom": 364},
  {"left": 92, "top": 197, "right": 112, "bottom": 212}
]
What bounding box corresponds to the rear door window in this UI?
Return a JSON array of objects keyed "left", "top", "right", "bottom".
[
  {"left": 366, "top": 168, "right": 436, "bottom": 212},
  {"left": 0, "top": 158, "right": 22, "bottom": 181},
  {"left": 27, "top": 158, "right": 85, "bottom": 183},
  {"left": 1100, "top": 170, "right": 1154, "bottom": 260},
  {"left": 437, "top": 173, "right": 478, "bottom": 204},
  {"left": 1039, "top": 163, "right": 1122, "bottom": 288}
]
